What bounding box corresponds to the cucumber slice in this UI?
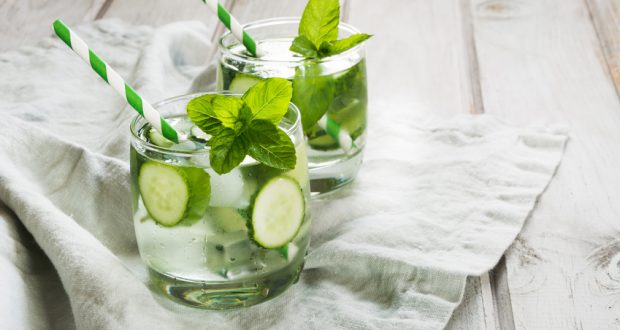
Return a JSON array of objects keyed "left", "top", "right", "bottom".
[
  {"left": 138, "top": 162, "right": 211, "bottom": 226},
  {"left": 210, "top": 207, "right": 249, "bottom": 233},
  {"left": 148, "top": 129, "right": 174, "bottom": 147},
  {"left": 229, "top": 74, "right": 262, "bottom": 94},
  {"left": 308, "top": 132, "right": 339, "bottom": 151},
  {"left": 139, "top": 162, "right": 189, "bottom": 226},
  {"left": 251, "top": 176, "right": 304, "bottom": 248}
]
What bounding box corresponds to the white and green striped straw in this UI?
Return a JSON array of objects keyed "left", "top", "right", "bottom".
[
  {"left": 319, "top": 116, "right": 355, "bottom": 152},
  {"left": 202, "top": 0, "right": 259, "bottom": 56},
  {"left": 200, "top": 2, "right": 355, "bottom": 152},
  {"left": 52, "top": 19, "right": 179, "bottom": 143}
]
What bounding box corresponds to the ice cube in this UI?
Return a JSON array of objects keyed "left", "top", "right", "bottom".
[
  {"left": 258, "top": 249, "right": 287, "bottom": 273},
  {"left": 190, "top": 126, "right": 211, "bottom": 142},
  {"left": 170, "top": 140, "right": 199, "bottom": 151},
  {"left": 136, "top": 217, "right": 212, "bottom": 273},
  {"left": 207, "top": 168, "right": 255, "bottom": 208},
  {"left": 210, "top": 208, "right": 249, "bottom": 233},
  {"left": 205, "top": 231, "right": 254, "bottom": 273}
]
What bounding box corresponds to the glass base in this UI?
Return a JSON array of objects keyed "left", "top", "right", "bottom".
[
  {"left": 148, "top": 260, "right": 305, "bottom": 310},
  {"left": 308, "top": 149, "right": 363, "bottom": 196}
]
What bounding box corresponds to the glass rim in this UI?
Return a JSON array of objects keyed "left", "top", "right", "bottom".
[
  {"left": 130, "top": 91, "right": 302, "bottom": 156},
  {"left": 218, "top": 17, "right": 365, "bottom": 64}
]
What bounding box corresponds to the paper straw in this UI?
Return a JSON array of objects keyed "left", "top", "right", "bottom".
[
  {"left": 51, "top": 19, "right": 179, "bottom": 143},
  {"left": 319, "top": 117, "right": 356, "bottom": 152},
  {"left": 202, "top": 0, "right": 259, "bottom": 56}
]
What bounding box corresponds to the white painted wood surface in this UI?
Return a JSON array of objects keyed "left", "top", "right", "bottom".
[
  {"left": 470, "top": 0, "right": 620, "bottom": 328},
  {"left": 103, "top": 0, "right": 213, "bottom": 26},
  {"left": 2, "top": 0, "right": 620, "bottom": 328}
]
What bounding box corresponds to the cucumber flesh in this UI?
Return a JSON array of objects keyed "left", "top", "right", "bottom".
[
  {"left": 210, "top": 207, "right": 249, "bottom": 233},
  {"left": 139, "top": 162, "right": 211, "bottom": 226},
  {"left": 139, "top": 162, "right": 190, "bottom": 226},
  {"left": 308, "top": 132, "right": 339, "bottom": 151},
  {"left": 251, "top": 176, "right": 304, "bottom": 248},
  {"left": 229, "top": 74, "right": 263, "bottom": 94}
]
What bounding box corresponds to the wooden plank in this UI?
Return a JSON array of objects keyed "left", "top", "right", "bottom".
[
  {"left": 347, "top": 0, "right": 477, "bottom": 116},
  {"left": 470, "top": 0, "right": 620, "bottom": 328},
  {"left": 446, "top": 276, "right": 496, "bottom": 330},
  {"left": 585, "top": 0, "right": 620, "bottom": 99},
  {"left": 489, "top": 258, "right": 516, "bottom": 329},
  {"left": 103, "top": 0, "right": 215, "bottom": 26},
  {"left": 0, "top": 0, "right": 106, "bottom": 51}
]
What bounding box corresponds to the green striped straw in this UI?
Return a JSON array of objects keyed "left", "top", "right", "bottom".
[
  {"left": 51, "top": 19, "right": 179, "bottom": 143},
  {"left": 201, "top": 1, "right": 355, "bottom": 152},
  {"left": 202, "top": 0, "right": 259, "bottom": 56},
  {"left": 319, "top": 116, "right": 355, "bottom": 152}
]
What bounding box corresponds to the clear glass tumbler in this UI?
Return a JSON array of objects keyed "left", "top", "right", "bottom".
[
  {"left": 130, "top": 93, "right": 311, "bottom": 309},
  {"left": 218, "top": 18, "right": 368, "bottom": 195}
]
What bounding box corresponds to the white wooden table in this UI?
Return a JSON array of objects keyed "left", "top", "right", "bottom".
[{"left": 3, "top": 0, "right": 620, "bottom": 328}]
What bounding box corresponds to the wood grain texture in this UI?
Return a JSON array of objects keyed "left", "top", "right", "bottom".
[
  {"left": 489, "top": 257, "right": 516, "bottom": 330},
  {"left": 348, "top": 0, "right": 476, "bottom": 117},
  {"left": 470, "top": 0, "right": 620, "bottom": 328},
  {"left": 460, "top": 0, "right": 486, "bottom": 114},
  {"left": 103, "top": 0, "right": 215, "bottom": 26},
  {"left": 0, "top": 0, "right": 106, "bottom": 51},
  {"left": 446, "top": 276, "right": 496, "bottom": 330},
  {"left": 586, "top": 0, "right": 620, "bottom": 100}
]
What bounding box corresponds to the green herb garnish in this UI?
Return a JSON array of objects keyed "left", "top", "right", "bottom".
[
  {"left": 290, "top": 0, "right": 372, "bottom": 59},
  {"left": 289, "top": 0, "right": 371, "bottom": 132},
  {"left": 187, "top": 78, "right": 296, "bottom": 175}
]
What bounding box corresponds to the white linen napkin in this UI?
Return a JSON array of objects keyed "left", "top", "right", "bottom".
[{"left": 0, "top": 19, "right": 567, "bottom": 329}]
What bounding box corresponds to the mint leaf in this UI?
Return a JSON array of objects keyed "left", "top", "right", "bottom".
[
  {"left": 290, "top": 0, "right": 372, "bottom": 60},
  {"left": 182, "top": 167, "right": 211, "bottom": 224},
  {"left": 318, "top": 33, "right": 372, "bottom": 57},
  {"left": 237, "top": 104, "right": 254, "bottom": 129},
  {"left": 292, "top": 63, "right": 335, "bottom": 131},
  {"left": 245, "top": 120, "right": 296, "bottom": 170},
  {"left": 290, "top": 35, "right": 318, "bottom": 58},
  {"left": 187, "top": 94, "right": 244, "bottom": 135},
  {"left": 209, "top": 128, "right": 248, "bottom": 174},
  {"left": 297, "top": 0, "right": 340, "bottom": 49},
  {"left": 212, "top": 96, "right": 245, "bottom": 129},
  {"left": 187, "top": 95, "right": 222, "bottom": 135},
  {"left": 186, "top": 78, "right": 297, "bottom": 173},
  {"left": 242, "top": 78, "right": 292, "bottom": 124}
]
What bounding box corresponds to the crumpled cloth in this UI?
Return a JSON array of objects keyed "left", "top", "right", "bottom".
[{"left": 0, "top": 20, "right": 567, "bottom": 329}]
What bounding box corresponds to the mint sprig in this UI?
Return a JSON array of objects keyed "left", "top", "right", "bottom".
[
  {"left": 288, "top": 0, "right": 371, "bottom": 132},
  {"left": 290, "top": 0, "right": 372, "bottom": 59},
  {"left": 187, "top": 78, "right": 297, "bottom": 175}
]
